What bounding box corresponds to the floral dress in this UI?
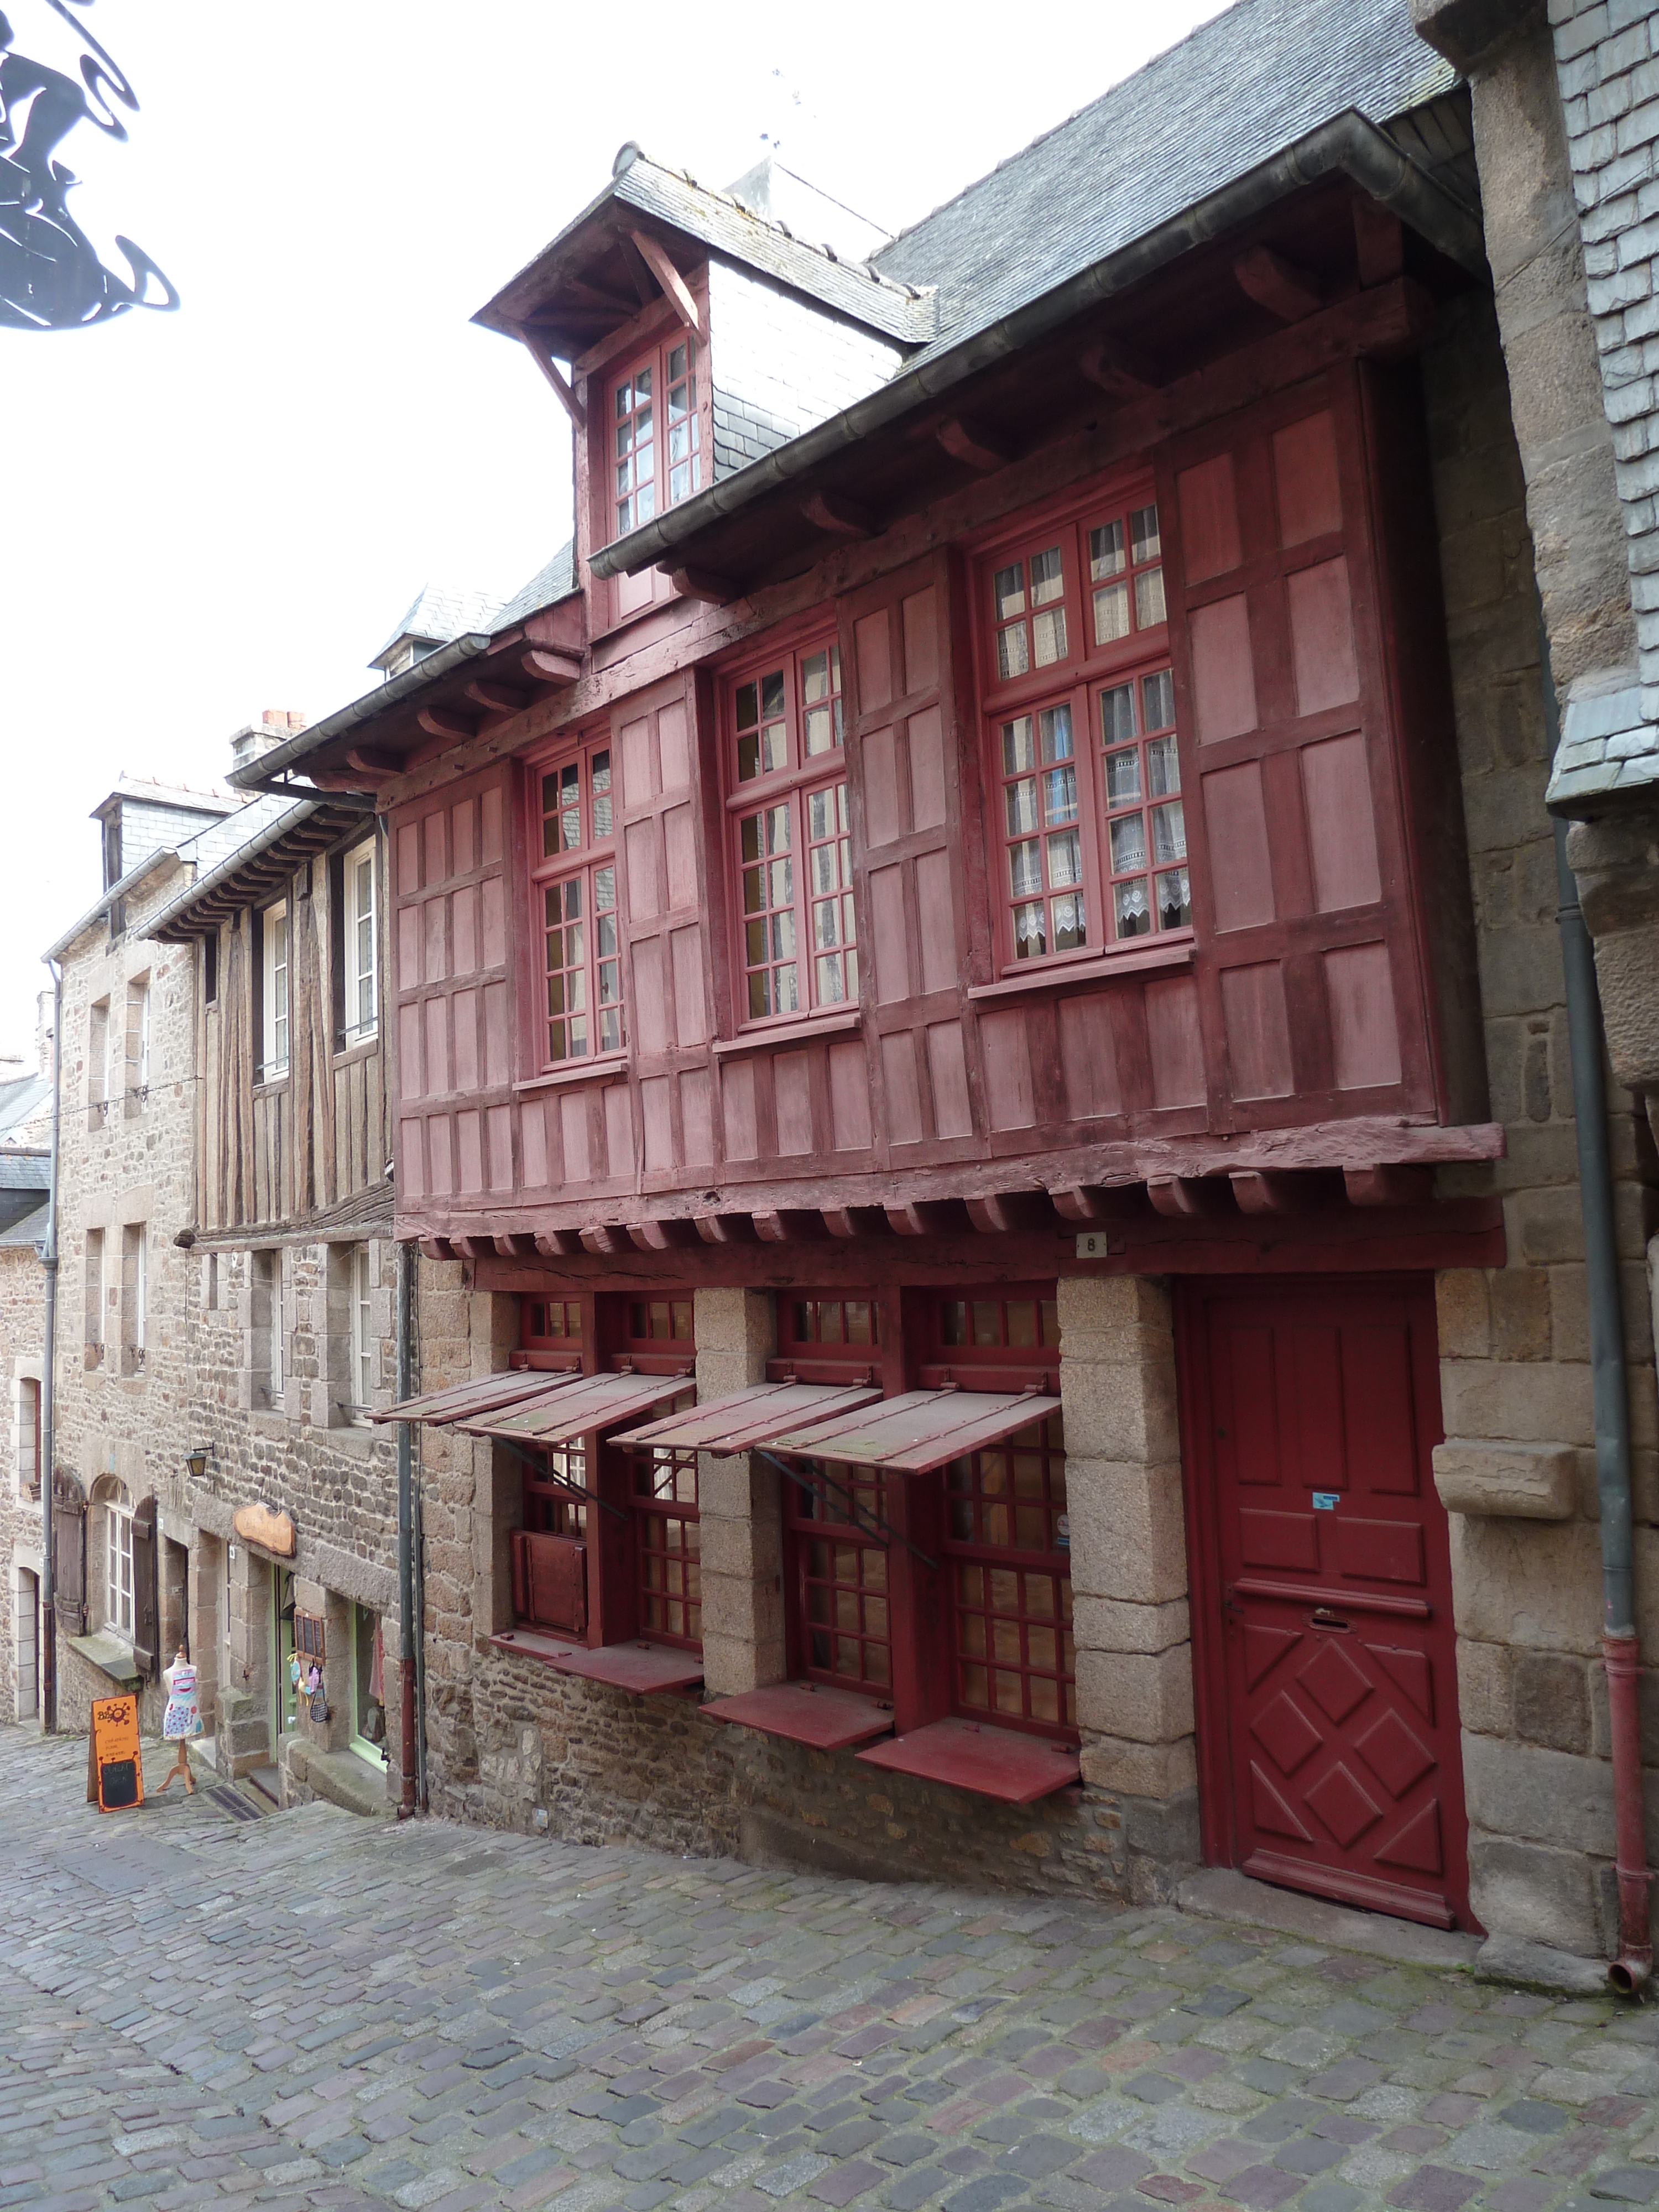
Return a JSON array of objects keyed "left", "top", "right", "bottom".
[{"left": 162, "top": 1660, "right": 200, "bottom": 1740}]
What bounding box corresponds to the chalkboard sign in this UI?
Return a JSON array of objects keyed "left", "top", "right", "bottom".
[
  {"left": 90, "top": 1694, "right": 144, "bottom": 1812},
  {"left": 294, "top": 1610, "right": 325, "bottom": 1660}
]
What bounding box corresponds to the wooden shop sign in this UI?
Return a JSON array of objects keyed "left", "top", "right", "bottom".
[{"left": 232, "top": 1502, "right": 295, "bottom": 1557}]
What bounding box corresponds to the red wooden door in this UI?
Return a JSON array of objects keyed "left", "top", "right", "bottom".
[{"left": 1182, "top": 1276, "right": 1471, "bottom": 1929}]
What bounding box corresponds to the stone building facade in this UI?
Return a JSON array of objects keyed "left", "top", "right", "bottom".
[{"left": 0, "top": 1206, "right": 46, "bottom": 1724}]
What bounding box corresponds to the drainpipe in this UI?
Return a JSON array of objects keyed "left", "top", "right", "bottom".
[
  {"left": 396, "top": 1238, "right": 417, "bottom": 1817},
  {"left": 1539, "top": 616, "right": 1650, "bottom": 1991},
  {"left": 39, "top": 959, "right": 62, "bottom": 1735}
]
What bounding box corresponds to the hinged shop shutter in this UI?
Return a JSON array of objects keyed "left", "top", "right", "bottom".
[
  {"left": 512, "top": 1529, "right": 587, "bottom": 1635},
  {"left": 52, "top": 1470, "right": 85, "bottom": 1637},
  {"left": 131, "top": 1495, "right": 159, "bottom": 1677}
]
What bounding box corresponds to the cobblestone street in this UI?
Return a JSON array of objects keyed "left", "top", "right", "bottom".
[{"left": 3, "top": 1726, "right": 1659, "bottom": 2212}]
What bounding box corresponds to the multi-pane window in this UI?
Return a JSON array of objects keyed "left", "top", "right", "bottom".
[
  {"left": 785, "top": 1463, "right": 892, "bottom": 1696},
  {"left": 530, "top": 739, "right": 623, "bottom": 1065},
  {"left": 132, "top": 981, "right": 150, "bottom": 1095},
  {"left": 1100, "top": 667, "right": 1188, "bottom": 938},
  {"left": 261, "top": 903, "right": 289, "bottom": 1077},
  {"left": 343, "top": 840, "right": 377, "bottom": 1042},
  {"left": 626, "top": 1298, "right": 693, "bottom": 1344},
  {"left": 728, "top": 643, "right": 857, "bottom": 1024},
  {"left": 785, "top": 1296, "right": 880, "bottom": 1353},
  {"left": 524, "top": 1298, "right": 583, "bottom": 1349},
  {"left": 634, "top": 1440, "right": 700, "bottom": 1648},
  {"left": 17, "top": 1376, "right": 39, "bottom": 1498},
  {"left": 981, "top": 490, "right": 1187, "bottom": 966},
  {"left": 612, "top": 336, "right": 702, "bottom": 541},
  {"left": 350, "top": 1245, "right": 373, "bottom": 1408},
  {"left": 102, "top": 1479, "right": 134, "bottom": 1639}
]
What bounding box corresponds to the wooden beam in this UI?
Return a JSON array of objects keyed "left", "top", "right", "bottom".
[
  {"left": 936, "top": 417, "right": 1009, "bottom": 473},
  {"left": 533, "top": 1230, "right": 585, "bottom": 1258},
  {"left": 508, "top": 322, "right": 586, "bottom": 429},
  {"left": 629, "top": 229, "right": 702, "bottom": 333},
  {"left": 802, "top": 490, "right": 877, "bottom": 539},
  {"left": 1229, "top": 1170, "right": 1316, "bottom": 1216},
  {"left": 418, "top": 1238, "right": 453, "bottom": 1262},
  {"left": 617, "top": 232, "right": 655, "bottom": 309},
  {"left": 694, "top": 1212, "right": 759, "bottom": 1246},
  {"left": 1147, "top": 1176, "right": 1233, "bottom": 1219},
  {"left": 667, "top": 567, "right": 740, "bottom": 605},
  {"left": 627, "top": 1219, "right": 702, "bottom": 1251},
  {"left": 822, "top": 1206, "right": 891, "bottom": 1238},
  {"left": 886, "top": 1201, "right": 968, "bottom": 1237},
  {"left": 753, "top": 1209, "right": 828, "bottom": 1245},
  {"left": 1344, "top": 1164, "right": 1434, "bottom": 1208},
  {"left": 1353, "top": 199, "right": 1405, "bottom": 286},
  {"left": 466, "top": 679, "right": 531, "bottom": 714},
  {"left": 1079, "top": 334, "right": 1161, "bottom": 395},
  {"left": 562, "top": 272, "right": 638, "bottom": 317},
  {"left": 1051, "top": 1184, "right": 1143, "bottom": 1223},
  {"left": 964, "top": 1192, "right": 1055, "bottom": 1234},
  {"left": 522, "top": 647, "right": 582, "bottom": 685},
  {"left": 1233, "top": 244, "right": 1321, "bottom": 322},
  {"left": 417, "top": 705, "right": 476, "bottom": 744},
  {"left": 493, "top": 1233, "right": 539, "bottom": 1258},
  {"left": 577, "top": 1225, "right": 630, "bottom": 1258},
  {"left": 451, "top": 1235, "right": 492, "bottom": 1260}
]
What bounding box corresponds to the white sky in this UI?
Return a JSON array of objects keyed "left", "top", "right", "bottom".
[{"left": 1, "top": 0, "right": 1230, "bottom": 1057}]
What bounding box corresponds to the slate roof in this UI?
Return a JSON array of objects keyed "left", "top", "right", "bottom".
[
  {"left": 1548, "top": 675, "right": 1659, "bottom": 812},
  {"left": 0, "top": 1201, "right": 47, "bottom": 1253},
  {"left": 373, "top": 585, "right": 508, "bottom": 666},
  {"left": 0, "top": 1074, "right": 49, "bottom": 1138},
  {"left": 0, "top": 1154, "right": 48, "bottom": 1191},
  {"left": 494, "top": 540, "right": 576, "bottom": 629},
  {"left": 93, "top": 774, "right": 241, "bottom": 820},
  {"left": 871, "top": 0, "right": 1458, "bottom": 373}
]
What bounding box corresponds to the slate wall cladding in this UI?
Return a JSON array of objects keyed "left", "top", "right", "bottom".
[
  {"left": 1422, "top": 286, "right": 1659, "bottom": 1954},
  {"left": 708, "top": 258, "right": 903, "bottom": 482},
  {"left": 0, "top": 1240, "right": 44, "bottom": 1723}
]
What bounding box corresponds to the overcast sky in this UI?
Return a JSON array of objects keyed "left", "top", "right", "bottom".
[{"left": 1, "top": 0, "right": 1230, "bottom": 1060}]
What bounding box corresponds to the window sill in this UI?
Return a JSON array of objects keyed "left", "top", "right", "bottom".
[
  {"left": 514, "top": 1055, "right": 630, "bottom": 1095},
  {"left": 488, "top": 1628, "right": 704, "bottom": 1694},
  {"left": 713, "top": 1010, "right": 861, "bottom": 1058},
  {"left": 967, "top": 937, "right": 1194, "bottom": 1003},
  {"left": 254, "top": 1072, "right": 290, "bottom": 1095},
  {"left": 66, "top": 1630, "right": 143, "bottom": 1687},
  {"left": 855, "top": 1715, "right": 1081, "bottom": 1803},
  {"left": 332, "top": 1032, "right": 379, "bottom": 1067},
  {"left": 702, "top": 1680, "right": 894, "bottom": 1751}
]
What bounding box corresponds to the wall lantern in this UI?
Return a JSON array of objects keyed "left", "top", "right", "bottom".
[{"left": 184, "top": 1444, "right": 214, "bottom": 1480}]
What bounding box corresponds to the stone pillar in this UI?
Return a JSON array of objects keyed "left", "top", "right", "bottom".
[
  {"left": 469, "top": 1287, "right": 520, "bottom": 1641},
  {"left": 1059, "top": 1275, "right": 1197, "bottom": 1891},
  {"left": 191, "top": 1531, "right": 223, "bottom": 1749},
  {"left": 693, "top": 1287, "right": 781, "bottom": 1697}
]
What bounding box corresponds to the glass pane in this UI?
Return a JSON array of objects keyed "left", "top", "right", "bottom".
[
  {"left": 1151, "top": 800, "right": 1186, "bottom": 864},
  {"left": 1005, "top": 780, "right": 1039, "bottom": 838},
  {"left": 1051, "top": 892, "right": 1086, "bottom": 948},
  {"left": 1005, "top": 1301, "right": 1037, "bottom": 1348},
  {"left": 1115, "top": 877, "right": 1151, "bottom": 937},
  {"left": 1008, "top": 839, "right": 1042, "bottom": 897},
  {"left": 1146, "top": 732, "right": 1180, "bottom": 796},
  {"left": 1135, "top": 566, "right": 1167, "bottom": 628},
  {"left": 993, "top": 562, "right": 1025, "bottom": 619},
  {"left": 1042, "top": 766, "right": 1078, "bottom": 827},
  {"left": 997, "top": 622, "right": 1029, "bottom": 681},
  {"left": 1046, "top": 828, "right": 1083, "bottom": 888},
  {"left": 761, "top": 670, "right": 786, "bottom": 720},
  {"left": 1104, "top": 747, "right": 1141, "bottom": 806},
  {"left": 940, "top": 1301, "right": 967, "bottom": 1346},
  {"left": 1131, "top": 502, "right": 1161, "bottom": 563},
  {"left": 971, "top": 1301, "right": 1001, "bottom": 1347},
  {"left": 1110, "top": 814, "right": 1147, "bottom": 872},
  {"left": 1101, "top": 682, "right": 1136, "bottom": 746},
  {"left": 1142, "top": 668, "right": 1175, "bottom": 729},
  {"left": 736, "top": 681, "right": 758, "bottom": 729},
  {"left": 1011, "top": 900, "right": 1046, "bottom": 958},
  {"left": 1038, "top": 705, "right": 1073, "bottom": 765},
  {"left": 1157, "top": 867, "right": 1192, "bottom": 930},
  {"left": 591, "top": 750, "right": 612, "bottom": 838},
  {"left": 1001, "top": 716, "right": 1036, "bottom": 775},
  {"left": 1089, "top": 519, "right": 1125, "bottom": 580},
  {"left": 1029, "top": 546, "right": 1064, "bottom": 605},
  {"left": 1032, "top": 607, "right": 1067, "bottom": 667},
  {"left": 1093, "top": 580, "right": 1130, "bottom": 643}
]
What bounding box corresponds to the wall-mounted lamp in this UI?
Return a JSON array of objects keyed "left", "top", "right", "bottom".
[{"left": 184, "top": 1443, "right": 215, "bottom": 1480}]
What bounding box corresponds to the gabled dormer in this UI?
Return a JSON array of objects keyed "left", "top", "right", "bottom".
[
  {"left": 372, "top": 586, "right": 508, "bottom": 681},
  {"left": 472, "top": 143, "right": 933, "bottom": 632}
]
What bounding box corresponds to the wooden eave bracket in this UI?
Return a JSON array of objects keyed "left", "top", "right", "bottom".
[
  {"left": 1353, "top": 200, "right": 1406, "bottom": 287},
  {"left": 416, "top": 705, "right": 477, "bottom": 744},
  {"left": 1079, "top": 334, "right": 1162, "bottom": 396},
  {"left": 629, "top": 229, "right": 702, "bottom": 334},
  {"left": 668, "top": 566, "right": 741, "bottom": 606},
  {"left": 936, "top": 416, "right": 1009, "bottom": 473},
  {"left": 522, "top": 646, "right": 583, "bottom": 685},
  {"left": 508, "top": 320, "right": 586, "bottom": 430},
  {"left": 1233, "top": 244, "right": 1322, "bottom": 322},
  {"left": 802, "top": 489, "right": 877, "bottom": 539},
  {"left": 466, "top": 678, "right": 531, "bottom": 716}
]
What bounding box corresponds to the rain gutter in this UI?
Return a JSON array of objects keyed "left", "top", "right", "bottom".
[
  {"left": 226, "top": 634, "right": 499, "bottom": 795},
  {"left": 588, "top": 109, "right": 1485, "bottom": 583}
]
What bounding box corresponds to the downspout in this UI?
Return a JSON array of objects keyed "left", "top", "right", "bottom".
[
  {"left": 39, "top": 958, "right": 62, "bottom": 1734},
  {"left": 396, "top": 1238, "right": 418, "bottom": 1817},
  {"left": 1538, "top": 614, "right": 1650, "bottom": 1991}
]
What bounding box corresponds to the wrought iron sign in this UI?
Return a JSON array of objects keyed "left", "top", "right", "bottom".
[{"left": 1, "top": 0, "right": 177, "bottom": 330}]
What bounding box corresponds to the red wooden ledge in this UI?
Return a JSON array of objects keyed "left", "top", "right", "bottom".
[
  {"left": 856, "top": 1717, "right": 1081, "bottom": 1803},
  {"left": 490, "top": 1630, "right": 703, "bottom": 1694},
  {"left": 702, "top": 1680, "right": 895, "bottom": 1751}
]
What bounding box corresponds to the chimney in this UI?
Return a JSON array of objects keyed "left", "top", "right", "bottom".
[
  {"left": 229, "top": 708, "right": 308, "bottom": 775},
  {"left": 35, "top": 988, "right": 54, "bottom": 1079}
]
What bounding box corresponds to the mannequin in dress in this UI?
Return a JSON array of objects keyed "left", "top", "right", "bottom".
[{"left": 157, "top": 1643, "right": 199, "bottom": 1793}]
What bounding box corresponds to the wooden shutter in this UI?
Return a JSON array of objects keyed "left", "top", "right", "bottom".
[
  {"left": 512, "top": 1530, "right": 587, "bottom": 1634},
  {"left": 131, "top": 1496, "right": 159, "bottom": 1676},
  {"left": 53, "top": 1471, "right": 85, "bottom": 1637},
  {"left": 838, "top": 550, "right": 984, "bottom": 1160},
  {"left": 1158, "top": 366, "right": 1443, "bottom": 1130}
]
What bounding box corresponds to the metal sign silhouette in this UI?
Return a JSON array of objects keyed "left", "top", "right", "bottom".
[{"left": 1, "top": 0, "right": 176, "bottom": 330}]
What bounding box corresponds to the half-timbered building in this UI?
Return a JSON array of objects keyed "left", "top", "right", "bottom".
[{"left": 231, "top": 0, "right": 1659, "bottom": 1963}]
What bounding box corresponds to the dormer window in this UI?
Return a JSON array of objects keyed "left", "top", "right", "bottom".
[{"left": 613, "top": 336, "right": 701, "bottom": 541}]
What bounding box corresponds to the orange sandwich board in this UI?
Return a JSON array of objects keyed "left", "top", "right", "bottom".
[{"left": 88, "top": 1694, "right": 144, "bottom": 1812}]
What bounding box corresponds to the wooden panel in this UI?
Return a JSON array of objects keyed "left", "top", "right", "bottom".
[
  {"left": 671, "top": 924, "right": 707, "bottom": 1045},
  {"left": 399, "top": 1003, "right": 424, "bottom": 1099},
  {"left": 634, "top": 938, "right": 670, "bottom": 1053},
  {"left": 1324, "top": 943, "right": 1402, "bottom": 1090},
  {"left": 1288, "top": 557, "right": 1360, "bottom": 716},
  {"left": 723, "top": 1058, "right": 759, "bottom": 1160},
  {"left": 452, "top": 797, "right": 476, "bottom": 875},
  {"left": 397, "top": 822, "right": 420, "bottom": 895},
  {"left": 1203, "top": 762, "right": 1276, "bottom": 932},
  {"left": 882, "top": 1032, "right": 925, "bottom": 1144},
  {"left": 620, "top": 712, "right": 653, "bottom": 808},
  {"left": 681, "top": 1068, "right": 714, "bottom": 1165},
  {"left": 926, "top": 1022, "right": 973, "bottom": 1139},
  {"left": 829, "top": 1040, "right": 872, "bottom": 1152},
  {"left": 452, "top": 988, "right": 479, "bottom": 1093},
  {"left": 487, "top": 1104, "right": 513, "bottom": 1190},
  {"left": 1145, "top": 975, "right": 1206, "bottom": 1108},
  {"left": 854, "top": 607, "right": 893, "bottom": 712},
  {"left": 909, "top": 706, "right": 947, "bottom": 831},
  {"left": 560, "top": 1092, "right": 591, "bottom": 1182},
  {"left": 457, "top": 1110, "right": 483, "bottom": 1192},
  {"left": 914, "top": 850, "right": 956, "bottom": 995},
  {"left": 523, "top": 1099, "right": 548, "bottom": 1190},
  {"left": 481, "top": 786, "right": 503, "bottom": 863},
  {"left": 1221, "top": 962, "right": 1295, "bottom": 1100},
  {"left": 625, "top": 819, "right": 661, "bottom": 917},
  {"left": 423, "top": 810, "right": 446, "bottom": 886},
  {"left": 869, "top": 865, "right": 909, "bottom": 1003},
  {"left": 452, "top": 883, "right": 478, "bottom": 974},
  {"left": 483, "top": 983, "right": 510, "bottom": 1087},
  {"left": 659, "top": 695, "right": 690, "bottom": 791},
  {"left": 1274, "top": 411, "right": 1342, "bottom": 546},
  {"left": 1190, "top": 596, "right": 1259, "bottom": 743},
  {"left": 398, "top": 905, "right": 423, "bottom": 991},
  {"left": 979, "top": 1009, "right": 1035, "bottom": 1131},
  {"left": 400, "top": 1117, "right": 425, "bottom": 1197},
  {"left": 1301, "top": 733, "right": 1381, "bottom": 912},
  {"left": 1178, "top": 451, "right": 1243, "bottom": 581},
  {"left": 902, "top": 586, "right": 940, "bottom": 695},
  {"left": 664, "top": 802, "right": 696, "bottom": 905},
  {"left": 1059, "top": 993, "right": 1121, "bottom": 1120},
  {"left": 774, "top": 1051, "right": 813, "bottom": 1155},
  {"left": 641, "top": 1076, "right": 674, "bottom": 1171},
  {"left": 481, "top": 877, "right": 506, "bottom": 968},
  {"left": 422, "top": 997, "right": 450, "bottom": 1098},
  {"left": 863, "top": 726, "right": 902, "bottom": 845},
  {"left": 428, "top": 1113, "right": 453, "bottom": 1194},
  {"left": 604, "top": 1083, "right": 634, "bottom": 1178}
]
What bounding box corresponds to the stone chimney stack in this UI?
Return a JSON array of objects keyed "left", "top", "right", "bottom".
[
  {"left": 35, "top": 988, "right": 53, "bottom": 1079},
  {"left": 229, "top": 708, "right": 308, "bottom": 776}
]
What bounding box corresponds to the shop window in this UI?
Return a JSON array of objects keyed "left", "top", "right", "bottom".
[
  {"left": 527, "top": 735, "right": 622, "bottom": 1066},
  {"left": 625, "top": 1297, "right": 693, "bottom": 1346},
  {"left": 784, "top": 1462, "right": 891, "bottom": 1696},
  {"left": 980, "top": 491, "right": 1187, "bottom": 970},
  {"left": 725, "top": 642, "right": 856, "bottom": 1025},
  {"left": 522, "top": 1298, "right": 584, "bottom": 1353},
  {"left": 633, "top": 1442, "right": 700, "bottom": 1648}
]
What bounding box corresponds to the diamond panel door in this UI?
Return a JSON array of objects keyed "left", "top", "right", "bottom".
[{"left": 1193, "top": 1277, "right": 1470, "bottom": 1928}]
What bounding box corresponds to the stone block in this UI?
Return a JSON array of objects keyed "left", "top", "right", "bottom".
[
  {"left": 1449, "top": 1512, "right": 1605, "bottom": 1651},
  {"left": 1437, "top": 1270, "right": 1492, "bottom": 1360},
  {"left": 1513, "top": 1649, "right": 1593, "bottom": 1751},
  {"left": 1057, "top": 1272, "right": 1172, "bottom": 1359},
  {"left": 695, "top": 1288, "right": 773, "bottom": 1392},
  {"left": 1490, "top": 1266, "right": 1553, "bottom": 1359},
  {"left": 698, "top": 1510, "right": 781, "bottom": 1583},
  {"left": 701, "top": 1626, "right": 785, "bottom": 1700},
  {"left": 1079, "top": 1731, "right": 1197, "bottom": 1799},
  {"left": 1433, "top": 1436, "right": 1579, "bottom": 1516},
  {"left": 1462, "top": 1730, "right": 1616, "bottom": 1852},
  {"left": 1439, "top": 1357, "right": 1595, "bottom": 1444},
  {"left": 1067, "top": 1458, "right": 1190, "bottom": 1604},
  {"left": 1457, "top": 1637, "right": 1512, "bottom": 1735},
  {"left": 1060, "top": 1355, "right": 1181, "bottom": 1464},
  {"left": 1072, "top": 1594, "right": 1190, "bottom": 1656},
  {"left": 1468, "top": 1833, "right": 1605, "bottom": 1955},
  {"left": 1075, "top": 1641, "right": 1193, "bottom": 1745}
]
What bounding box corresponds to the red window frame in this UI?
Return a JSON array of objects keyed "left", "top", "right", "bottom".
[
  {"left": 525, "top": 733, "right": 623, "bottom": 1068},
  {"left": 977, "top": 486, "right": 1190, "bottom": 975},
  {"left": 609, "top": 332, "right": 704, "bottom": 544},
  {"left": 723, "top": 640, "right": 857, "bottom": 1028}
]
